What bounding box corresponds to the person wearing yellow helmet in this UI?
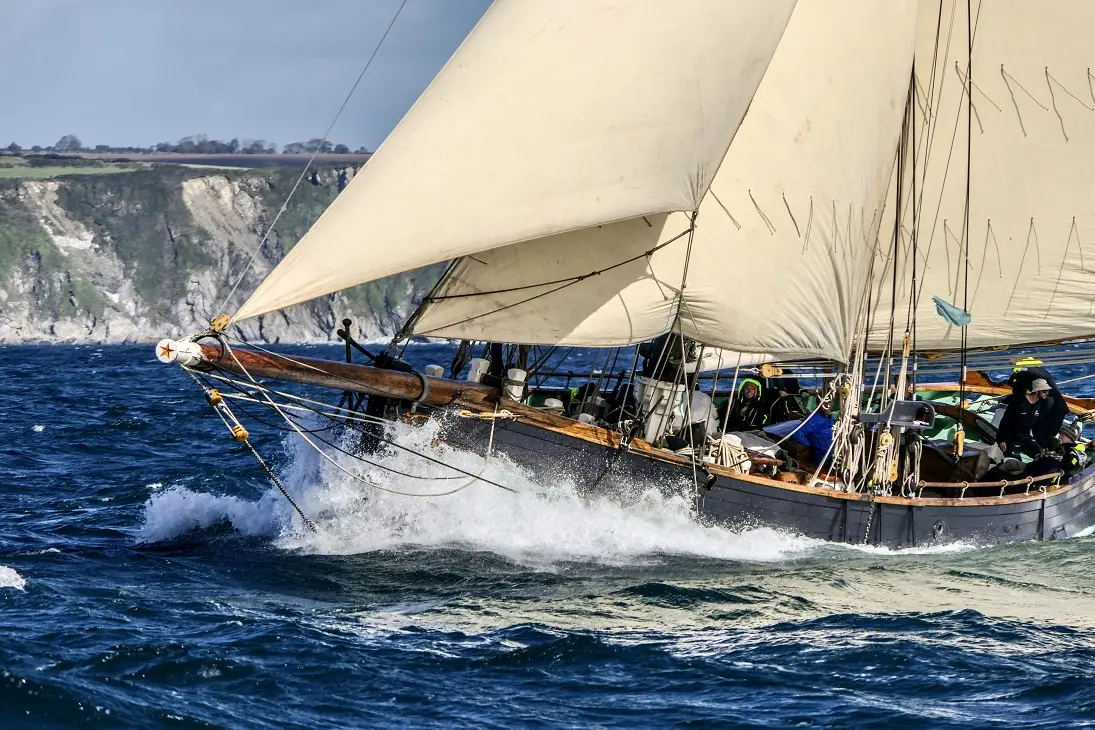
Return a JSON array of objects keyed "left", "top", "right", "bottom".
[{"left": 718, "top": 378, "right": 766, "bottom": 431}]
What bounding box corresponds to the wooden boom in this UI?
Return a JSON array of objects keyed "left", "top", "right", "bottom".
[{"left": 195, "top": 342, "right": 501, "bottom": 409}]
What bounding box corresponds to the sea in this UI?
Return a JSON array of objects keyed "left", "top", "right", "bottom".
[{"left": 2, "top": 343, "right": 1094, "bottom": 729}]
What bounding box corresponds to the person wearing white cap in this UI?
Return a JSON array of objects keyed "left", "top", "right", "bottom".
[
  {"left": 1008, "top": 361, "right": 1069, "bottom": 445},
  {"left": 996, "top": 378, "right": 1053, "bottom": 459}
]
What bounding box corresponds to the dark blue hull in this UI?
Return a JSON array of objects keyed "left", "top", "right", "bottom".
[{"left": 441, "top": 410, "right": 1095, "bottom": 549}]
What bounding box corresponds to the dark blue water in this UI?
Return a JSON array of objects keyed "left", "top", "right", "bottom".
[{"left": 3, "top": 344, "right": 1095, "bottom": 729}]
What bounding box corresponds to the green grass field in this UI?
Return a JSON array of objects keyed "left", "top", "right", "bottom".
[{"left": 0, "top": 165, "right": 141, "bottom": 179}]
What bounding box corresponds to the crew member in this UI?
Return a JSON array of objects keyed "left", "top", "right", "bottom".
[
  {"left": 1058, "top": 420, "right": 1090, "bottom": 481},
  {"left": 996, "top": 377, "right": 1052, "bottom": 459},
  {"left": 639, "top": 333, "right": 696, "bottom": 383},
  {"left": 719, "top": 378, "right": 766, "bottom": 431},
  {"left": 763, "top": 372, "right": 806, "bottom": 424},
  {"left": 1007, "top": 358, "right": 1067, "bottom": 445}
]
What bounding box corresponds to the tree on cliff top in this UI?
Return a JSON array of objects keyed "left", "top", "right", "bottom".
[{"left": 53, "top": 135, "right": 83, "bottom": 152}]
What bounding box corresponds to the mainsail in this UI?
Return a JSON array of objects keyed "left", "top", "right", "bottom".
[
  {"left": 411, "top": 0, "right": 917, "bottom": 361},
  {"left": 869, "top": 0, "right": 1095, "bottom": 353}
]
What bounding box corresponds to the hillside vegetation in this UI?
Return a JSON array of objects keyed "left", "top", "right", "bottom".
[{"left": 0, "top": 163, "right": 442, "bottom": 343}]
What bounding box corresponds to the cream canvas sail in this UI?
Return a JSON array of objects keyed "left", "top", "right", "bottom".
[
  {"left": 411, "top": 0, "right": 918, "bottom": 362},
  {"left": 234, "top": 0, "right": 798, "bottom": 323},
  {"left": 868, "top": 0, "right": 1095, "bottom": 353}
]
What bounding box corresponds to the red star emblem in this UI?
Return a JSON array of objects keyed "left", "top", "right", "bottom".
[{"left": 159, "top": 342, "right": 175, "bottom": 359}]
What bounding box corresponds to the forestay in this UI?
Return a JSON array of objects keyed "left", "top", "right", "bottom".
[
  {"left": 868, "top": 0, "right": 1095, "bottom": 353},
  {"left": 233, "top": 0, "right": 798, "bottom": 322}
]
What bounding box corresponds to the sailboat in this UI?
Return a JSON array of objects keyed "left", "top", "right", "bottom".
[{"left": 156, "top": 0, "right": 1095, "bottom": 547}]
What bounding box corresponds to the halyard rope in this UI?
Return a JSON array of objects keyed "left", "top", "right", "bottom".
[{"left": 217, "top": 0, "right": 410, "bottom": 318}]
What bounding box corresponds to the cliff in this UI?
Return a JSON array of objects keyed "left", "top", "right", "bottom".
[{"left": 0, "top": 164, "right": 442, "bottom": 343}]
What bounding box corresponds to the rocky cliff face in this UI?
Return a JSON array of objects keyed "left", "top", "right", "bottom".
[{"left": 0, "top": 166, "right": 441, "bottom": 343}]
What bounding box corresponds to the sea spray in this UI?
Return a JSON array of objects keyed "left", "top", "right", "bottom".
[{"left": 141, "top": 415, "right": 822, "bottom": 565}]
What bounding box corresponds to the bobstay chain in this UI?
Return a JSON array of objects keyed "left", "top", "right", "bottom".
[{"left": 186, "top": 370, "right": 319, "bottom": 533}]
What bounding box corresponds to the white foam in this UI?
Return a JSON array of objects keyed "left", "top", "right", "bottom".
[
  {"left": 0, "top": 566, "right": 26, "bottom": 591},
  {"left": 834, "top": 540, "right": 981, "bottom": 556},
  {"left": 138, "top": 486, "right": 283, "bottom": 543},
  {"left": 31, "top": 425, "right": 44, "bottom": 433},
  {"left": 141, "top": 417, "right": 821, "bottom": 565}
]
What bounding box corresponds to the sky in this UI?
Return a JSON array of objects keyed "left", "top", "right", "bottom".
[{"left": 0, "top": 0, "right": 491, "bottom": 150}]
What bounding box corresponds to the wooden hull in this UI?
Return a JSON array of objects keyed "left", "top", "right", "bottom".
[{"left": 440, "top": 405, "right": 1095, "bottom": 549}]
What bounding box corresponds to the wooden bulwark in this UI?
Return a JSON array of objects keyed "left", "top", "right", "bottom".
[{"left": 916, "top": 381, "right": 1095, "bottom": 414}]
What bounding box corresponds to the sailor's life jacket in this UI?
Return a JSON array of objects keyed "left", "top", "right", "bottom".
[
  {"left": 1061, "top": 443, "right": 1090, "bottom": 482},
  {"left": 719, "top": 378, "right": 766, "bottom": 431}
]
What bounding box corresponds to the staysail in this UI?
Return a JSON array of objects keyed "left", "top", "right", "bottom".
[
  {"left": 235, "top": 0, "right": 919, "bottom": 363},
  {"left": 868, "top": 0, "right": 1095, "bottom": 353}
]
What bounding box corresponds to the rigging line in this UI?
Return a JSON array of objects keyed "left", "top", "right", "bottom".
[
  {"left": 882, "top": 82, "right": 912, "bottom": 404},
  {"left": 390, "top": 258, "right": 460, "bottom": 349},
  {"left": 268, "top": 407, "right": 477, "bottom": 488},
  {"left": 191, "top": 368, "right": 397, "bottom": 428},
  {"left": 183, "top": 369, "right": 318, "bottom": 530},
  {"left": 216, "top": 0, "right": 409, "bottom": 318},
  {"left": 191, "top": 366, "right": 519, "bottom": 491},
  {"left": 673, "top": 211, "right": 700, "bottom": 327},
  {"left": 616, "top": 345, "right": 642, "bottom": 432},
  {"left": 910, "top": 0, "right": 954, "bottom": 234},
  {"left": 219, "top": 335, "right": 333, "bottom": 375},
  {"left": 219, "top": 339, "right": 518, "bottom": 495},
  {"left": 210, "top": 387, "right": 469, "bottom": 482},
  {"left": 532, "top": 347, "right": 574, "bottom": 389},
  {"left": 959, "top": 0, "right": 974, "bottom": 419},
  {"left": 416, "top": 227, "right": 691, "bottom": 335},
  {"left": 910, "top": 62, "right": 920, "bottom": 388},
  {"left": 912, "top": 1, "right": 983, "bottom": 283},
  {"left": 679, "top": 336, "right": 700, "bottom": 494},
  {"left": 423, "top": 228, "right": 693, "bottom": 303}
]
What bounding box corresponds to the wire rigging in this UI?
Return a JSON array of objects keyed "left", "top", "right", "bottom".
[{"left": 216, "top": 0, "right": 410, "bottom": 319}]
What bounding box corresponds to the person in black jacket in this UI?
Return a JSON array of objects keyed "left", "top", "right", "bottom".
[
  {"left": 1006, "top": 361, "right": 1067, "bottom": 446},
  {"left": 996, "top": 377, "right": 1052, "bottom": 459},
  {"left": 762, "top": 372, "right": 806, "bottom": 424},
  {"left": 718, "top": 378, "right": 766, "bottom": 431}
]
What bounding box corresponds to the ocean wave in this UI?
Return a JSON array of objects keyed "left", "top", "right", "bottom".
[{"left": 0, "top": 566, "right": 26, "bottom": 591}]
